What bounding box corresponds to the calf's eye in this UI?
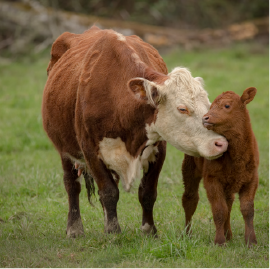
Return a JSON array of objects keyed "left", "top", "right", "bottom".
[{"left": 225, "top": 105, "right": 230, "bottom": 108}]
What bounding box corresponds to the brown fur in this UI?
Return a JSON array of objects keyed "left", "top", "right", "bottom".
[
  {"left": 42, "top": 26, "right": 168, "bottom": 237},
  {"left": 181, "top": 87, "right": 259, "bottom": 246}
]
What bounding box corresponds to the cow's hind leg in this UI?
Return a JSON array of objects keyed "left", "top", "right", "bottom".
[
  {"left": 61, "top": 156, "right": 84, "bottom": 238},
  {"left": 182, "top": 155, "right": 202, "bottom": 235},
  {"left": 139, "top": 142, "right": 166, "bottom": 236}
]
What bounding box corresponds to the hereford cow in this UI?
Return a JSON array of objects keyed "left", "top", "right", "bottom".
[
  {"left": 42, "top": 26, "right": 228, "bottom": 238},
  {"left": 182, "top": 87, "right": 259, "bottom": 246}
]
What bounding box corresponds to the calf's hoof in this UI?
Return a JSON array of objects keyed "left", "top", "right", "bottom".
[
  {"left": 225, "top": 230, "right": 232, "bottom": 241},
  {"left": 66, "top": 218, "right": 85, "bottom": 238},
  {"left": 246, "top": 239, "right": 257, "bottom": 248},
  {"left": 214, "top": 235, "right": 226, "bottom": 246}
]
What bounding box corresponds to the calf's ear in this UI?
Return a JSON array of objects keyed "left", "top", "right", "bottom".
[
  {"left": 128, "top": 78, "right": 161, "bottom": 107},
  {"left": 240, "top": 87, "right": 257, "bottom": 105}
]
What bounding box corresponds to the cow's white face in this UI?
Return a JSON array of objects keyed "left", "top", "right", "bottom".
[{"left": 129, "top": 67, "right": 228, "bottom": 159}]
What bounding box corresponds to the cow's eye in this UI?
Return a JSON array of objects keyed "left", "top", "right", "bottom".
[
  {"left": 225, "top": 104, "right": 230, "bottom": 108},
  {"left": 177, "top": 105, "right": 189, "bottom": 115},
  {"left": 177, "top": 105, "right": 189, "bottom": 114}
]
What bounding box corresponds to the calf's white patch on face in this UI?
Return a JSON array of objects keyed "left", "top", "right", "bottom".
[{"left": 98, "top": 137, "right": 158, "bottom": 191}]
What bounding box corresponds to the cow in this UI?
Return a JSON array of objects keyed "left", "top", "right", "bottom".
[
  {"left": 182, "top": 87, "right": 259, "bottom": 247},
  {"left": 42, "top": 26, "right": 228, "bottom": 238}
]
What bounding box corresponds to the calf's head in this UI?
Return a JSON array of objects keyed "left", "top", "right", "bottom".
[
  {"left": 202, "top": 87, "right": 257, "bottom": 136},
  {"left": 129, "top": 67, "right": 228, "bottom": 160}
]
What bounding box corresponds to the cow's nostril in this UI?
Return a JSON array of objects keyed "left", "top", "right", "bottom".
[
  {"left": 203, "top": 116, "right": 209, "bottom": 121},
  {"left": 215, "top": 142, "right": 222, "bottom": 147},
  {"left": 214, "top": 140, "right": 228, "bottom": 153}
]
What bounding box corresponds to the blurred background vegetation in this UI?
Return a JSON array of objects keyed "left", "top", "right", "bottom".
[
  {"left": 36, "top": 0, "right": 268, "bottom": 28},
  {"left": 0, "top": 0, "right": 268, "bottom": 57}
]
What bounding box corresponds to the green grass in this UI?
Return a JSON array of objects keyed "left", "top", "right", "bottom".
[{"left": 0, "top": 41, "right": 268, "bottom": 267}]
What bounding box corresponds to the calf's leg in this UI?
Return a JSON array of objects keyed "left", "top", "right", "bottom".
[
  {"left": 181, "top": 155, "right": 202, "bottom": 234},
  {"left": 204, "top": 177, "right": 228, "bottom": 245},
  {"left": 239, "top": 178, "right": 258, "bottom": 247},
  {"left": 61, "top": 156, "right": 84, "bottom": 238},
  {"left": 139, "top": 142, "right": 166, "bottom": 236},
  {"left": 224, "top": 193, "right": 234, "bottom": 241}
]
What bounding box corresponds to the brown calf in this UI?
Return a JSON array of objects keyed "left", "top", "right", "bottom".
[{"left": 182, "top": 87, "right": 259, "bottom": 246}]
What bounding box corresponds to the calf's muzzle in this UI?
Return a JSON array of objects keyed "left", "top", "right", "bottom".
[{"left": 202, "top": 115, "right": 213, "bottom": 128}]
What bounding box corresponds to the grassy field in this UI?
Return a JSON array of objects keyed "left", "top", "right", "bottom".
[{"left": 0, "top": 41, "right": 268, "bottom": 267}]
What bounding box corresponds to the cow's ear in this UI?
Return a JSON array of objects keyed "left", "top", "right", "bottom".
[
  {"left": 240, "top": 87, "right": 257, "bottom": 105},
  {"left": 128, "top": 78, "right": 160, "bottom": 107}
]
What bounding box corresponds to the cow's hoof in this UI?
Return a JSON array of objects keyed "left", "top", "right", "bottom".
[
  {"left": 66, "top": 218, "right": 85, "bottom": 238},
  {"left": 141, "top": 223, "right": 157, "bottom": 237},
  {"left": 105, "top": 217, "right": 121, "bottom": 234}
]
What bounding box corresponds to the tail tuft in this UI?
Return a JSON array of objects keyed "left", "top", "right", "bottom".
[{"left": 83, "top": 172, "right": 95, "bottom": 207}]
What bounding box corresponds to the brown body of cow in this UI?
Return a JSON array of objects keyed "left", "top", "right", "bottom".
[
  {"left": 42, "top": 26, "right": 228, "bottom": 237},
  {"left": 182, "top": 87, "right": 259, "bottom": 247},
  {"left": 43, "top": 26, "right": 168, "bottom": 237}
]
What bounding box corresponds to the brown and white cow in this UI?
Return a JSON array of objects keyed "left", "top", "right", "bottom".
[{"left": 42, "top": 26, "right": 228, "bottom": 237}]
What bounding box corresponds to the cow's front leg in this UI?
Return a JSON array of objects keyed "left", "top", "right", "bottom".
[
  {"left": 182, "top": 155, "right": 202, "bottom": 235},
  {"left": 139, "top": 142, "right": 166, "bottom": 236},
  {"left": 98, "top": 180, "right": 121, "bottom": 234},
  {"left": 82, "top": 147, "right": 121, "bottom": 234},
  {"left": 61, "top": 156, "right": 84, "bottom": 238}
]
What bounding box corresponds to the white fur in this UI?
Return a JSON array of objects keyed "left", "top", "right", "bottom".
[
  {"left": 98, "top": 137, "right": 141, "bottom": 191},
  {"left": 75, "top": 175, "right": 83, "bottom": 184},
  {"left": 115, "top": 32, "right": 126, "bottom": 41},
  {"left": 64, "top": 137, "right": 158, "bottom": 192},
  {"left": 144, "top": 67, "right": 227, "bottom": 159},
  {"left": 141, "top": 144, "right": 159, "bottom": 173},
  {"left": 131, "top": 53, "right": 143, "bottom": 66},
  {"left": 141, "top": 223, "right": 153, "bottom": 233},
  {"left": 98, "top": 137, "right": 158, "bottom": 191}
]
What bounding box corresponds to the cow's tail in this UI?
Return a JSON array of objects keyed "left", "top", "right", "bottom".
[{"left": 83, "top": 172, "right": 95, "bottom": 207}]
